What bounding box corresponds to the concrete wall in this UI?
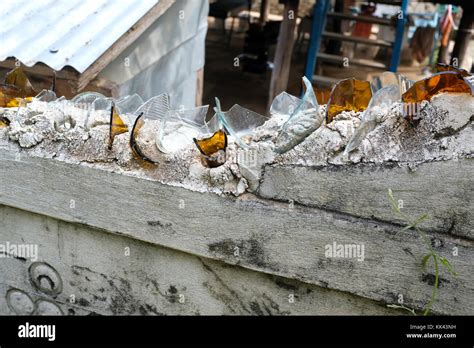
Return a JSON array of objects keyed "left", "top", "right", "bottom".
[
  {"left": 0, "top": 150, "right": 472, "bottom": 315},
  {"left": 0, "top": 205, "right": 395, "bottom": 315}
]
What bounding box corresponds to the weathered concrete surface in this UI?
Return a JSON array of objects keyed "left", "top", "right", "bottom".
[
  {"left": 259, "top": 158, "right": 474, "bottom": 240},
  {"left": 0, "top": 205, "right": 397, "bottom": 315},
  {"left": 1, "top": 150, "right": 473, "bottom": 315}
]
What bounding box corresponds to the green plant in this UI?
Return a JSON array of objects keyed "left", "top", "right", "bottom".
[{"left": 387, "top": 189, "right": 457, "bottom": 316}]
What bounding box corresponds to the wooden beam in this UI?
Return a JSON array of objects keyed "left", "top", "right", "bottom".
[
  {"left": 77, "top": 0, "right": 176, "bottom": 92},
  {"left": 0, "top": 59, "right": 78, "bottom": 80},
  {"left": 267, "top": 0, "right": 299, "bottom": 109}
]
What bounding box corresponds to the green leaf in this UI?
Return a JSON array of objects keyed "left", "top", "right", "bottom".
[
  {"left": 387, "top": 188, "right": 394, "bottom": 201},
  {"left": 439, "top": 256, "right": 457, "bottom": 276},
  {"left": 421, "top": 253, "right": 432, "bottom": 271},
  {"left": 403, "top": 214, "right": 429, "bottom": 231},
  {"left": 413, "top": 214, "right": 429, "bottom": 226},
  {"left": 387, "top": 189, "right": 400, "bottom": 213}
]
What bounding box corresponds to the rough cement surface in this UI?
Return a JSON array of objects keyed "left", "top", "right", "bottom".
[
  {"left": 275, "top": 94, "right": 473, "bottom": 167},
  {"left": 1, "top": 93, "right": 472, "bottom": 198}
]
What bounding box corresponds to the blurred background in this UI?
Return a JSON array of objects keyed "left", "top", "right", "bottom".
[{"left": 1, "top": 0, "right": 472, "bottom": 115}]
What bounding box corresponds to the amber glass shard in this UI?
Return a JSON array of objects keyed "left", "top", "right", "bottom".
[
  {"left": 108, "top": 104, "right": 128, "bottom": 149},
  {"left": 0, "top": 84, "right": 22, "bottom": 107},
  {"left": 314, "top": 89, "right": 331, "bottom": 105},
  {"left": 435, "top": 63, "right": 470, "bottom": 77},
  {"left": 402, "top": 72, "right": 471, "bottom": 103},
  {"left": 402, "top": 71, "right": 472, "bottom": 126},
  {"left": 0, "top": 116, "right": 11, "bottom": 128},
  {"left": 129, "top": 113, "right": 158, "bottom": 165},
  {"left": 326, "top": 78, "right": 372, "bottom": 123},
  {"left": 4, "top": 68, "right": 37, "bottom": 97},
  {"left": 193, "top": 129, "right": 227, "bottom": 168}
]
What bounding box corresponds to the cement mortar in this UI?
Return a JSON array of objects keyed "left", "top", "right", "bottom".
[{"left": 0, "top": 93, "right": 473, "bottom": 196}]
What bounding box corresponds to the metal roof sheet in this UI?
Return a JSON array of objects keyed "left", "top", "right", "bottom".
[{"left": 0, "top": 0, "right": 159, "bottom": 73}]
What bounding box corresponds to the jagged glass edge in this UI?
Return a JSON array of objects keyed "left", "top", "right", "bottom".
[
  {"left": 134, "top": 93, "right": 170, "bottom": 120},
  {"left": 156, "top": 105, "right": 210, "bottom": 154},
  {"left": 345, "top": 84, "right": 401, "bottom": 154},
  {"left": 214, "top": 97, "right": 249, "bottom": 149}
]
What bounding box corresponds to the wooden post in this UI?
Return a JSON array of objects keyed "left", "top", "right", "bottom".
[
  {"left": 195, "top": 68, "right": 204, "bottom": 107},
  {"left": 267, "top": 0, "right": 299, "bottom": 110},
  {"left": 451, "top": 7, "right": 474, "bottom": 70},
  {"left": 259, "top": 0, "right": 270, "bottom": 26}
]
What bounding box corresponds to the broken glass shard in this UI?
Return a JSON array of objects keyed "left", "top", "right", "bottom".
[
  {"left": 371, "top": 72, "right": 413, "bottom": 94},
  {"left": 435, "top": 63, "right": 471, "bottom": 77},
  {"left": 270, "top": 92, "right": 306, "bottom": 117},
  {"left": 71, "top": 92, "right": 104, "bottom": 105},
  {"left": 402, "top": 71, "right": 473, "bottom": 126},
  {"left": 92, "top": 97, "right": 114, "bottom": 111},
  {"left": 0, "top": 116, "right": 11, "bottom": 128},
  {"left": 315, "top": 88, "right": 331, "bottom": 105},
  {"left": 193, "top": 129, "right": 227, "bottom": 168},
  {"left": 213, "top": 98, "right": 268, "bottom": 149},
  {"left": 109, "top": 104, "right": 129, "bottom": 149},
  {"left": 53, "top": 110, "right": 76, "bottom": 133},
  {"left": 274, "top": 76, "right": 322, "bottom": 154},
  {"left": 345, "top": 85, "right": 401, "bottom": 154},
  {"left": 156, "top": 105, "right": 209, "bottom": 154},
  {"left": 326, "top": 78, "right": 372, "bottom": 123},
  {"left": 270, "top": 77, "right": 317, "bottom": 120},
  {"left": 0, "top": 84, "right": 21, "bottom": 107},
  {"left": 130, "top": 113, "right": 158, "bottom": 165},
  {"left": 35, "top": 89, "right": 57, "bottom": 102},
  {"left": 135, "top": 94, "right": 170, "bottom": 120},
  {"left": 5, "top": 67, "right": 37, "bottom": 97},
  {"left": 115, "top": 94, "right": 144, "bottom": 115}
]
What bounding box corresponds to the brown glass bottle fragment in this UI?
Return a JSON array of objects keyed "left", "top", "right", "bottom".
[
  {"left": 0, "top": 116, "right": 11, "bottom": 128},
  {"left": 326, "top": 78, "right": 372, "bottom": 123},
  {"left": 435, "top": 63, "right": 470, "bottom": 77},
  {"left": 402, "top": 71, "right": 472, "bottom": 126},
  {"left": 314, "top": 88, "right": 331, "bottom": 105},
  {"left": 129, "top": 113, "right": 158, "bottom": 165},
  {"left": 5, "top": 67, "right": 37, "bottom": 98},
  {"left": 108, "top": 104, "right": 128, "bottom": 149},
  {"left": 193, "top": 129, "right": 227, "bottom": 168}
]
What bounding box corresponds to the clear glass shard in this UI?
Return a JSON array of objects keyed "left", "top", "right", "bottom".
[
  {"left": 222, "top": 104, "right": 269, "bottom": 137},
  {"left": 371, "top": 72, "right": 414, "bottom": 95},
  {"left": 273, "top": 76, "right": 318, "bottom": 120},
  {"left": 345, "top": 84, "right": 401, "bottom": 154},
  {"left": 274, "top": 106, "right": 322, "bottom": 154},
  {"left": 156, "top": 105, "right": 209, "bottom": 154},
  {"left": 115, "top": 94, "right": 144, "bottom": 115},
  {"left": 92, "top": 97, "right": 114, "bottom": 111},
  {"left": 71, "top": 92, "right": 104, "bottom": 104},
  {"left": 273, "top": 76, "right": 322, "bottom": 154},
  {"left": 270, "top": 92, "right": 304, "bottom": 117},
  {"left": 35, "top": 89, "right": 57, "bottom": 102},
  {"left": 135, "top": 94, "right": 170, "bottom": 120},
  {"left": 214, "top": 97, "right": 269, "bottom": 149}
]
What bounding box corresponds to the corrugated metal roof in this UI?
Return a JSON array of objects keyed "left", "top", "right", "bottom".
[{"left": 0, "top": 0, "right": 159, "bottom": 73}]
